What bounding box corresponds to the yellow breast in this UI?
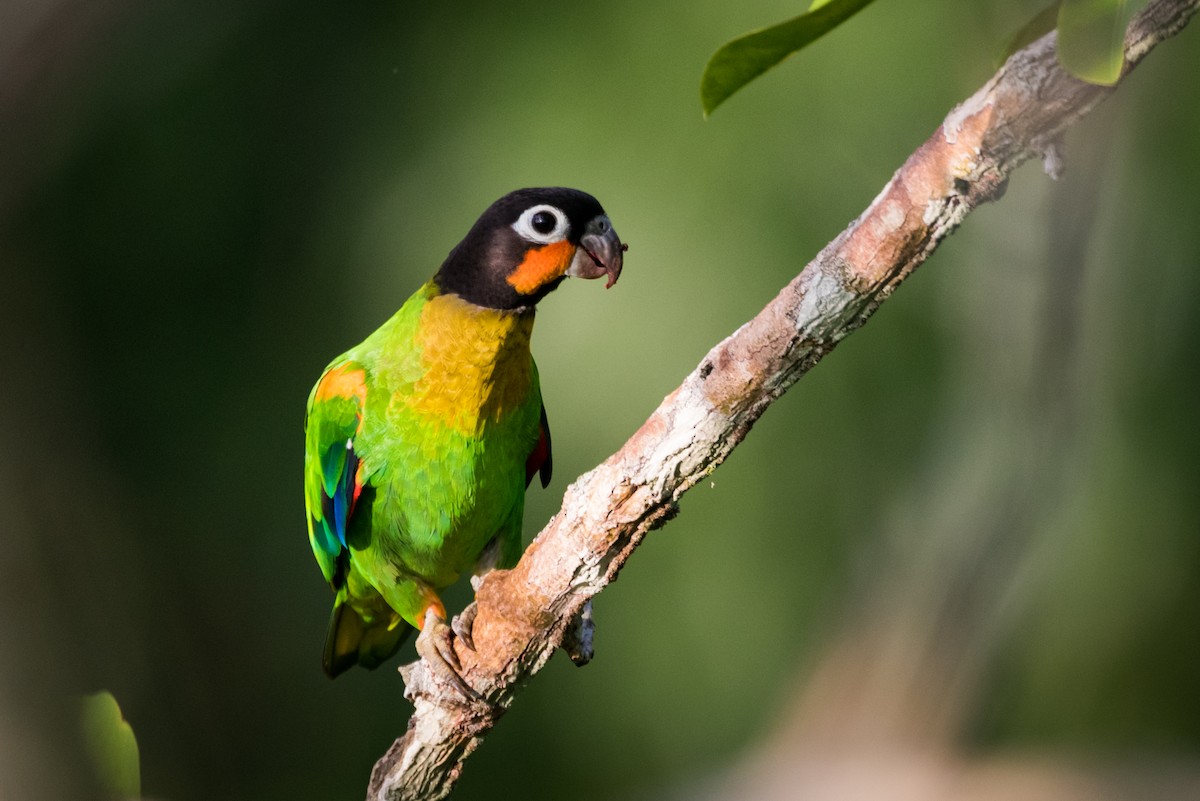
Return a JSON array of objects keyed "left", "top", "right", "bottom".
[{"left": 407, "top": 292, "right": 535, "bottom": 432}]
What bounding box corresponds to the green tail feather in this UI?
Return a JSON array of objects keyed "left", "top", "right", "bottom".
[{"left": 322, "top": 595, "right": 412, "bottom": 678}]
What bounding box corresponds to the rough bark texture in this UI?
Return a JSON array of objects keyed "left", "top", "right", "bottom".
[{"left": 368, "top": 2, "right": 1200, "bottom": 798}]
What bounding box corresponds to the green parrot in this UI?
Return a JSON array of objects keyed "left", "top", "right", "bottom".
[{"left": 304, "top": 187, "right": 624, "bottom": 691}]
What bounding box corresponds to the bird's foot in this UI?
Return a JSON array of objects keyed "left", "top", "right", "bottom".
[
  {"left": 451, "top": 601, "right": 478, "bottom": 652},
  {"left": 415, "top": 607, "right": 483, "bottom": 702}
]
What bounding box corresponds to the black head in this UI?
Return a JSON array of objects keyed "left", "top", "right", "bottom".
[{"left": 434, "top": 187, "right": 624, "bottom": 311}]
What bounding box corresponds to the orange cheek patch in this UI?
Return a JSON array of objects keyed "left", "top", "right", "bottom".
[{"left": 506, "top": 240, "right": 575, "bottom": 294}]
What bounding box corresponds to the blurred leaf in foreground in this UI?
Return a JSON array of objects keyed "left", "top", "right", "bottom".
[
  {"left": 81, "top": 692, "right": 141, "bottom": 800},
  {"left": 1057, "top": 0, "right": 1136, "bottom": 84},
  {"left": 701, "top": 0, "right": 878, "bottom": 117}
]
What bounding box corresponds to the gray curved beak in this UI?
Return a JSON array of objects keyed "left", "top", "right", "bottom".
[{"left": 568, "top": 214, "right": 624, "bottom": 289}]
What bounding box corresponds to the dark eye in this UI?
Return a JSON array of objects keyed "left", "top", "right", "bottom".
[{"left": 531, "top": 211, "right": 557, "bottom": 235}]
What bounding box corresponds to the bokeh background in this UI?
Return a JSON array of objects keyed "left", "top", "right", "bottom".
[{"left": 2, "top": 1, "right": 1198, "bottom": 799}]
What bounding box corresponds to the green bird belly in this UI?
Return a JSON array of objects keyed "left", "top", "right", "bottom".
[
  {"left": 357, "top": 287, "right": 541, "bottom": 589},
  {"left": 372, "top": 414, "right": 532, "bottom": 584}
]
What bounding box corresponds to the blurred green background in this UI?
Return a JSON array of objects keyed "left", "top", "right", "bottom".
[{"left": 2, "top": 1, "right": 1198, "bottom": 799}]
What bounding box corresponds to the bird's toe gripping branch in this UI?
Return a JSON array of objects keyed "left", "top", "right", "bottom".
[
  {"left": 451, "top": 601, "right": 479, "bottom": 652},
  {"left": 413, "top": 607, "right": 484, "bottom": 703}
]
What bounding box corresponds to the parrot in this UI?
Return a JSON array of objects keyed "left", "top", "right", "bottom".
[{"left": 303, "top": 187, "right": 624, "bottom": 693}]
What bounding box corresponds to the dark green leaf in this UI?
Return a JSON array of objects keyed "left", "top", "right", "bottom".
[
  {"left": 701, "top": 0, "right": 879, "bottom": 117},
  {"left": 998, "top": 2, "right": 1061, "bottom": 68}
]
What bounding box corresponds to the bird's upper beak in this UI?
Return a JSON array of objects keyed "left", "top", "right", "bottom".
[{"left": 567, "top": 214, "right": 624, "bottom": 289}]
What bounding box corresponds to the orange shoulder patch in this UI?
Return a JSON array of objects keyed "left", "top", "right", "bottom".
[{"left": 316, "top": 364, "right": 367, "bottom": 405}]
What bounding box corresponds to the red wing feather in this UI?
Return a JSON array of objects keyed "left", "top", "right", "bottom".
[{"left": 525, "top": 405, "right": 553, "bottom": 488}]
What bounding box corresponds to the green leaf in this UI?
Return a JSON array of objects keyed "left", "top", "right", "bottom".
[
  {"left": 1057, "top": 0, "right": 1130, "bottom": 84},
  {"left": 81, "top": 692, "right": 141, "bottom": 799},
  {"left": 998, "top": 2, "right": 1061, "bottom": 68},
  {"left": 701, "top": 0, "right": 879, "bottom": 117}
]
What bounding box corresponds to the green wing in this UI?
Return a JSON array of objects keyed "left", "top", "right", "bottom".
[{"left": 303, "top": 360, "right": 369, "bottom": 586}]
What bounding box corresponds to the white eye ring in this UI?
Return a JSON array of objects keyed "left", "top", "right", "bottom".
[{"left": 512, "top": 204, "right": 569, "bottom": 244}]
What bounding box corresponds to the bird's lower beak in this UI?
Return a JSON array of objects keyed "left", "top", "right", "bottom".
[{"left": 568, "top": 215, "right": 625, "bottom": 288}]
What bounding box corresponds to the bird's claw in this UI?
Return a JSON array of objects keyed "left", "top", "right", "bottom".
[
  {"left": 451, "top": 601, "right": 478, "bottom": 652},
  {"left": 451, "top": 569, "right": 493, "bottom": 652},
  {"left": 415, "top": 608, "right": 482, "bottom": 701}
]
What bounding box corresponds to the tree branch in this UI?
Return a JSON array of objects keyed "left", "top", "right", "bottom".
[{"left": 368, "top": 2, "right": 1200, "bottom": 798}]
